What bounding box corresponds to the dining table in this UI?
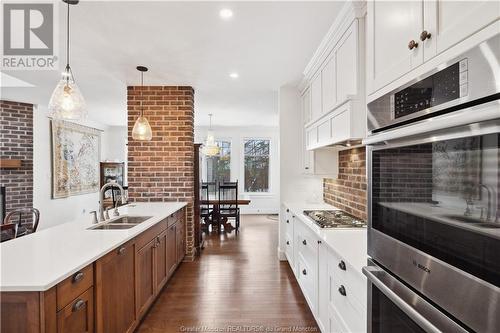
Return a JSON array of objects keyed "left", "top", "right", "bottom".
[{"left": 200, "top": 198, "right": 251, "bottom": 232}]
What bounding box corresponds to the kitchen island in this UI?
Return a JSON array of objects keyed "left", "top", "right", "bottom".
[{"left": 0, "top": 202, "right": 187, "bottom": 333}]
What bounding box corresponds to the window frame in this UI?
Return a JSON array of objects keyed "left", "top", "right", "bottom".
[
  {"left": 204, "top": 138, "right": 232, "bottom": 185},
  {"left": 241, "top": 137, "right": 272, "bottom": 195}
]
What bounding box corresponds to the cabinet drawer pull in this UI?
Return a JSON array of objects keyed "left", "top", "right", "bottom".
[
  {"left": 338, "top": 260, "right": 346, "bottom": 271},
  {"left": 420, "top": 30, "right": 431, "bottom": 41},
  {"left": 72, "top": 271, "right": 84, "bottom": 283},
  {"left": 302, "top": 239, "right": 307, "bottom": 246},
  {"left": 338, "top": 285, "right": 346, "bottom": 296},
  {"left": 72, "top": 299, "right": 86, "bottom": 312},
  {"left": 118, "top": 246, "right": 126, "bottom": 255},
  {"left": 286, "top": 220, "right": 289, "bottom": 224},
  {"left": 286, "top": 209, "right": 290, "bottom": 213},
  {"left": 286, "top": 241, "right": 290, "bottom": 245},
  {"left": 302, "top": 269, "right": 307, "bottom": 276},
  {"left": 408, "top": 39, "right": 418, "bottom": 50}
]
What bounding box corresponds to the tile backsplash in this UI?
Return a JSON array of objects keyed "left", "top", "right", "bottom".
[{"left": 324, "top": 147, "right": 367, "bottom": 221}]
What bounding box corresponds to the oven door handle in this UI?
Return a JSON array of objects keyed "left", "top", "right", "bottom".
[{"left": 363, "top": 266, "right": 468, "bottom": 333}]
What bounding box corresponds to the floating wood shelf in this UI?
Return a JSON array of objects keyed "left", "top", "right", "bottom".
[{"left": 0, "top": 159, "right": 22, "bottom": 169}]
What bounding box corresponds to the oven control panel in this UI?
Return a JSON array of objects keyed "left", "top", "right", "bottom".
[{"left": 390, "top": 59, "right": 468, "bottom": 120}]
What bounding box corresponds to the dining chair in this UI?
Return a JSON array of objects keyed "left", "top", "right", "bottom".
[
  {"left": 218, "top": 181, "right": 240, "bottom": 232},
  {"left": 200, "top": 182, "right": 214, "bottom": 232},
  {"left": 0, "top": 223, "right": 18, "bottom": 242},
  {"left": 3, "top": 207, "right": 40, "bottom": 237}
]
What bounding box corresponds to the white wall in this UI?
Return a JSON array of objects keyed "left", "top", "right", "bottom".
[
  {"left": 195, "top": 126, "right": 280, "bottom": 214},
  {"left": 33, "top": 105, "right": 127, "bottom": 230},
  {"left": 279, "top": 86, "right": 323, "bottom": 204},
  {"left": 278, "top": 85, "right": 324, "bottom": 258}
]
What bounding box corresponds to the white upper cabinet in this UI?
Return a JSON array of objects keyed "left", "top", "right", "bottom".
[
  {"left": 336, "top": 23, "right": 359, "bottom": 102},
  {"left": 366, "top": 1, "right": 424, "bottom": 94},
  {"left": 310, "top": 73, "right": 322, "bottom": 121},
  {"left": 367, "top": 0, "right": 500, "bottom": 95},
  {"left": 300, "top": 2, "right": 366, "bottom": 150},
  {"left": 300, "top": 90, "right": 338, "bottom": 177},
  {"left": 423, "top": 1, "right": 500, "bottom": 62},
  {"left": 321, "top": 54, "right": 336, "bottom": 115}
]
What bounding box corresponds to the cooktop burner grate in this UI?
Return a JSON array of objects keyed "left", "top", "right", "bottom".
[{"left": 303, "top": 210, "right": 366, "bottom": 228}]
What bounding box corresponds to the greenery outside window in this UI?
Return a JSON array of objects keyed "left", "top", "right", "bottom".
[
  {"left": 244, "top": 139, "right": 270, "bottom": 193},
  {"left": 206, "top": 140, "right": 231, "bottom": 187}
]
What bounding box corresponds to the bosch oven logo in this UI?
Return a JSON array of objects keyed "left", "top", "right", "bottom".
[{"left": 413, "top": 260, "right": 431, "bottom": 274}]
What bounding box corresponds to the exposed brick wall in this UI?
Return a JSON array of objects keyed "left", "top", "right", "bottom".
[
  {"left": 127, "top": 86, "right": 195, "bottom": 260},
  {"left": 0, "top": 100, "right": 34, "bottom": 218},
  {"left": 324, "top": 147, "right": 367, "bottom": 221}
]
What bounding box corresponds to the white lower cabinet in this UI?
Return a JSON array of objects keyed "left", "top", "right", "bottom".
[
  {"left": 322, "top": 243, "right": 366, "bottom": 333},
  {"left": 317, "top": 241, "right": 330, "bottom": 332},
  {"left": 282, "top": 204, "right": 367, "bottom": 333},
  {"left": 328, "top": 304, "right": 345, "bottom": 333},
  {"left": 282, "top": 205, "right": 295, "bottom": 270},
  {"left": 295, "top": 221, "right": 319, "bottom": 315},
  {"left": 297, "top": 253, "right": 317, "bottom": 315}
]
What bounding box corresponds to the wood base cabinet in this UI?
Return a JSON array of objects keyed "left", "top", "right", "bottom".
[
  {"left": 95, "top": 241, "right": 136, "bottom": 333},
  {"left": 57, "top": 287, "right": 94, "bottom": 333},
  {"left": 136, "top": 238, "right": 156, "bottom": 319},
  {"left": 155, "top": 230, "right": 169, "bottom": 291},
  {"left": 176, "top": 217, "right": 185, "bottom": 264},
  {"left": 167, "top": 223, "right": 177, "bottom": 277},
  {"left": 0, "top": 207, "right": 187, "bottom": 333}
]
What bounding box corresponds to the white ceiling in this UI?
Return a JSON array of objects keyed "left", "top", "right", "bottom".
[{"left": 1, "top": 1, "right": 344, "bottom": 127}]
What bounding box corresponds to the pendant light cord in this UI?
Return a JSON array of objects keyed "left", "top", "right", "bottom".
[
  {"left": 65, "top": 1, "right": 72, "bottom": 85},
  {"left": 140, "top": 71, "right": 144, "bottom": 117},
  {"left": 66, "top": 1, "right": 69, "bottom": 67}
]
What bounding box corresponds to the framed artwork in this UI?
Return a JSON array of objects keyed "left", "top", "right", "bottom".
[{"left": 51, "top": 120, "right": 101, "bottom": 199}]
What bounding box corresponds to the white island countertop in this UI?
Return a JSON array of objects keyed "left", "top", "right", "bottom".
[
  {"left": 283, "top": 201, "right": 367, "bottom": 276},
  {"left": 0, "top": 202, "right": 187, "bottom": 292}
]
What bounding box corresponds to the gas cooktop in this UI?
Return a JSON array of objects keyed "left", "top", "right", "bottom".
[{"left": 303, "top": 210, "right": 366, "bottom": 228}]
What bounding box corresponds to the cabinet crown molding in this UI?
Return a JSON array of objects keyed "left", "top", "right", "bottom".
[{"left": 299, "top": 1, "right": 366, "bottom": 93}]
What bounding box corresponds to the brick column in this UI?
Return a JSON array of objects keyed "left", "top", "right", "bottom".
[
  {"left": 127, "top": 86, "right": 195, "bottom": 260},
  {"left": 0, "top": 100, "right": 34, "bottom": 216}
]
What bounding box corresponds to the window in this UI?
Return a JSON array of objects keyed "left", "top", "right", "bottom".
[
  {"left": 244, "top": 139, "right": 270, "bottom": 192},
  {"left": 206, "top": 140, "right": 231, "bottom": 186}
]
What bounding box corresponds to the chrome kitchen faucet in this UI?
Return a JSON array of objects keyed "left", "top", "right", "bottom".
[{"left": 99, "top": 182, "right": 126, "bottom": 222}]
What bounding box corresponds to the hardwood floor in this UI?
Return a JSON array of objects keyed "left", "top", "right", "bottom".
[{"left": 136, "top": 214, "right": 319, "bottom": 332}]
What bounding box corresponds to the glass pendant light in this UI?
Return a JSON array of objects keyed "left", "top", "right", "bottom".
[
  {"left": 48, "top": 0, "right": 86, "bottom": 120},
  {"left": 202, "top": 114, "right": 220, "bottom": 156},
  {"left": 131, "top": 66, "right": 153, "bottom": 141}
]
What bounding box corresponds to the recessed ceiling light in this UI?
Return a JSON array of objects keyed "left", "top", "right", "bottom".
[
  {"left": 219, "top": 8, "right": 233, "bottom": 19},
  {"left": 229, "top": 72, "right": 239, "bottom": 79}
]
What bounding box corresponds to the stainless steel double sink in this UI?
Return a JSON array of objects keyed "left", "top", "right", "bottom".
[{"left": 88, "top": 216, "right": 152, "bottom": 230}]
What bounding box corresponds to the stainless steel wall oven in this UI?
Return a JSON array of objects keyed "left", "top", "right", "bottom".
[{"left": 364, "top": 34, "right": 500, "bottom": 333}]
